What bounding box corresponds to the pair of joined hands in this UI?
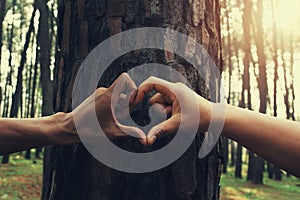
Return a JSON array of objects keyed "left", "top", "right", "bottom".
[
  {"left": 2, "top": 72, "right": 300, "bottom": 177},
  {"left": 71, "top": 73, "right": 212, "bottom": 146}
]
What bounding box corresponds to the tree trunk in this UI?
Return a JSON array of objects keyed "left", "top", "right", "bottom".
[
  {"left": 252, "top": 155, "right": 264, "bottom": 184},
  {"left": 235, "top": 144, "right": 242, "bottom": 178},
  {"left": 36, "top": 0, "right": 53, "bottom": 117},
  {"left": 267, "top": 161, "right": 273, "bottom": 179},
  {"left": 25, "top": 149, "right": 31, "bottom": 160},
  {"left": 270, "top": 0, "right": 281, "bottom": 181},
  {"left": 221, "top": 3, "right": 231, "bottom": 174},
  {"left": 42, "top": 1, "right": 223, "bottom": 199},
  {"left": 248, "top": 0, "right": 264, "bottom": 184},
  {"left": 246, "top": 151, "right": 254, "bottom": 181},
  {"left": 10, "top": 6, "right": 36, "bottom": 119},
  {"left": 2, "top": 2, "right": 36, "bottom": 164},
  {"left": 230, "top": 141, "right": 235, "bottom": 167},
  {"left": 1, "top": 0, "right": 16, "bottom": 164},
  {"left": 0, "top": 0, "right": 6, "bottom": 106},
  {"left": 289, "top": 29, "right": 295, "bottom": 122},
  {"left": 237, "top": 0, "right": 253, "bottom": 181},
  {"left": 222, "top": 137, "right": 228, "bottom": 173}
]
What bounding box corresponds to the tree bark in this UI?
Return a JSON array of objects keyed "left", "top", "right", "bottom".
[{"left": 43, "top": 1, "right": 223, "bottom": 199}]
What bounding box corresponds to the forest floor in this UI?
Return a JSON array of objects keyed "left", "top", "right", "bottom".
[
  {"left": 220, "top": 165, "right": 300, "bottom": 200},
  {"left": 1, "top": 154, "right": 300, "bottom": 200},
  {"left": 0, "top": 153, "right": 42, "bottom": 200}
]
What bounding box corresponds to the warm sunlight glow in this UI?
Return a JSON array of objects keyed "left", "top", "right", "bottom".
[
  {"left": 263, "top": 0, "right": 300, "bottom": 32},
  {"left": 277, "top": 0, "right": 300, "bottom": 30}
]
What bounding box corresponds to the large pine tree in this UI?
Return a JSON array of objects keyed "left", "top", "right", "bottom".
[{"left": 42, "top": 0, "right": 223, "bottom": 199}]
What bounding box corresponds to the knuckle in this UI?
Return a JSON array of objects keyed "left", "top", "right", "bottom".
[
  {"left": 120, "top": 72, "right": 130, "bottom": 80},
  {"left": 120, "top": 72, "right": 129, "bottom": 77},
  {"left": 147, "top": 76, "right": 158, "bottom": 82},
  {"left": 175, "top": 82, "right": 185, "bottom": 87},
  {"left": 96, "top": 87, "right": 106, "bottom": 94}
]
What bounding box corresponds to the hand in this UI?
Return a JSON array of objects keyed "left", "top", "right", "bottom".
[
  {"left": 133, "top": 76, "right": 212, "bottom": 145},
  {"left": 70, "top": 73, "right": 147, "bottom": 144}
]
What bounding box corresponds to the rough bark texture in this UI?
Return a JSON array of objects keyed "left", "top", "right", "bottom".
[{"left": 43, "top": 0, "right": 223, "bottom": 199}]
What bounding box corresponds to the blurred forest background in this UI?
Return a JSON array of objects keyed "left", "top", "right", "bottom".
[{"left": 0, "top": 0, "right": 299, "bottom": 199}]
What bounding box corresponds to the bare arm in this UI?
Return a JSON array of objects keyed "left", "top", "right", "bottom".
[
  {"left": 0, "top": 73, "right": 145, "bottom": 155},
  {"left": 223, "top": 104, "right": 300, "bottom": 177},
  {"left": 135, "top": 76, "right": 300, "bottom": 178},
  {"left": 0, "top": 113, "right": 77, "bottom": 155}
]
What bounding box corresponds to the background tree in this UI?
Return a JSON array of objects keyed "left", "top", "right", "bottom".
[
  {"left": 249, "top": 0, "right": 265, "bottom": 184},
  {"left": 0, "top": 0, "right": 6, "bottom": 104}
]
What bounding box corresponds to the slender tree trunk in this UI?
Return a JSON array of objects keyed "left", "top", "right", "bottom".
[
  {"left": 2, "top": 5, "right": 37, "bottom": 164},
  {"left": 230, "top": 141, "right": 235, "bottom": 167},
  {"left": 222, "top": 4, "right": 232, "bottom": 174},
  {"left": 36, "top": 0, "right": 56, "bottom": 192},
  {"left": 36, "top": 0, "right": 53, "bottom": 117},
  {"left": 289, "top": 29, "right": 295, "bottom": 122},
  {"left": 250, "top": 0, "right": 265, "bottom": 184},
  {"left": 0, "top": 0, "right": 6, "bottom": 107},
  {"left": 267, "top": 161, "right": 273, "bottom": 179},
  {"left": 246, "top": 151, "right": 254, "bottom": 181},
  {"left": 235, "top": 144, "right": 242, "bottom": 178},
  {"left": 24, "top": 31, "right": 37, "bottom": 160},
  {"left": 10, "top": 6, "right": 36, "bottom": 119},
  {"left": 25, "top": 150, "right": 31, "bottom": 159},
  {"left": 237, "top": 0, "right": 253, "bottom": 180},
  {"left": 243, "top": 0, "right": 253, "bottom": 181},
  {"left": 42, "top": 1, "right": 223, "bottom": 199},
  {"left": 1, "top": 0, "right": 16, "bottom": 164},
  {"left": 222, "top": 137, "right": 229, "bottom": 173},
  {"left": 30, "top": 34, "right": 39, "bottom": 118},
  {"left": 270, "top": 0, "right": 282, "bottom": 181}
]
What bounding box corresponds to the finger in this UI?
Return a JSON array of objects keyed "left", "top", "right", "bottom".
[
  {"left": 146, "top": 116, "right": 180, "bottom": 145},
  {"left": 149, "top": 93, "right": 170, "bottom": 105},
  {"left": 133, "top": 76, "right": 176, "bottom": 105},
  {"left": 109, "top": 73, "right": 137, "bottom": 114},
  {"left": 116, "top": 122, "right": 147, "bottom": 145},
  {"left": 109, "top": 73, "right": 137, "bottom": 91},
  {"left": 116, "top": 93, "right": 128, "bottom": 108},
  {"left": 109, "top": 73, "right": 137, "bottom": 103},
  {"left": 149, "top": 103, "right": 172, "bottom": 118}
]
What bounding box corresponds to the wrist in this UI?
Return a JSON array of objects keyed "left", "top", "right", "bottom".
[
  {"left": 198, "top": 96, "right": 213, "bottom": 132},
  {"left": 51, "top": 112, "right": 80, "bottom": 145}
]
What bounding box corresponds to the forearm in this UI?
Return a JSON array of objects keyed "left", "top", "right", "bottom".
[
  {"left": 0, "top": 112, "right": 79, "bottom": 155},
  {"left": 222, "top": 104, "right": 300, "bottom": 177}
]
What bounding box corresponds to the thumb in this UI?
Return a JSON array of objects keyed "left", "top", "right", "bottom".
[
  {"left": 146, "top": 116, "right": 180, "bottom": 145},
  {"left": 116, "top": 123, "right": 148, "bottom": 146}
]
